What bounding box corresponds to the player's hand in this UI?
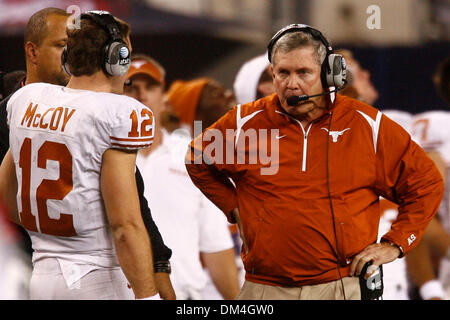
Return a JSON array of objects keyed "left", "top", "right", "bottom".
[
  {"left": 231, "top": 208, "right": 248, "bottom": 255},
  {"left": 154, "top": 272, "right": 176, "bottom": 300},
  {"left": 350, "top": 242, "right": 401, "bottom": 279}
]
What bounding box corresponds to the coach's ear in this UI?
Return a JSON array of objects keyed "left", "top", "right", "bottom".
[{"left": 25, "top": 41, "right": 39, "bottom": 65}]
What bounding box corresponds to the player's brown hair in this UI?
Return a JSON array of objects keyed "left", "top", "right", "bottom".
[
  {"left": 66, "top": 15, "right": 130, "bottom": 77},
  {"left": 24, "top": 7, "right": 70, "bottom": 46}
]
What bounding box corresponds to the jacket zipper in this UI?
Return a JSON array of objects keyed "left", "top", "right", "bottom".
[
  {"left": 299, "top": 122, "right": 313, "bottom": 172},
  {"left": 274, "top": 110, "right": 313, "bottom": 172}
]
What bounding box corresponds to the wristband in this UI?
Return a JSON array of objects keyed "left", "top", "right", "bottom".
[
  {"left": 419, "top": 280, "right": 445, "bottom": 300},
  {"left": 136, "top": 293, "right": 161, "bottom": 300},
  {"left": 154, "top": 260, "right": 171, "bottom": 274}
]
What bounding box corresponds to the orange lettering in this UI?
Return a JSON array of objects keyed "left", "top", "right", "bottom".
[
  {"left": 19, "top": 138, "right": 38, "bottom": 232},
  {"left": 50, "top": 107, "right": 63, "bottom": 131},
  {"left": 140, "top": 108, "right": 154, "bottom": 137},
  {"left": 21, "top": 103, "right": 38, "bottom": 127},
  {"left": 128, "top": 110, "right": 139, "bottom": 137},
  {"left": 40, "top": 108, "right": 54, "bottom": 129},
  {"left": 32, "top": 113, "right": 41, "bottom": 127},
  {"left": 61, "top": 108, "right": 75, "bottom": 132}
]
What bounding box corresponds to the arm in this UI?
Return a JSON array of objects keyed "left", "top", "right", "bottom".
[
  {"left": 185, "top": 147, "right": 238, "bottom": 222},
  {"left": 0, "top": 150, "right": 20, "bottom": 224},
  {"left": 201, "top": 248, "right": 240, "bottom": 300},
  {"left": 135, "top": 166, "right": 175, "bottom": 300},
  {"left": 101, "top": 148, "right": 157, "bottom": 299},
  {"left": 378, "top": 116, "right": 444, "bottom": 253},
  {"left": 185, "top": 109, "right": 239, "bottom": 222},
  {"left": 351, "top": 115, "right": 444, "bottom": 277}
]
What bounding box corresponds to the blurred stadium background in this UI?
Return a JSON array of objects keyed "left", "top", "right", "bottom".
[{"left": 0, "top": 0, "right": 449, "bottom": 113}]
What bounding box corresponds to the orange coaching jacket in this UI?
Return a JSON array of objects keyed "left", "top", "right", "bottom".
[{"left": 185, "top": 93, "right": 444, "bottom": 287}]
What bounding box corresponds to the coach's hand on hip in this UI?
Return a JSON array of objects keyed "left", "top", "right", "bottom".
[{"left": 350, "top": 242, "right": 401, "bottom": 279}]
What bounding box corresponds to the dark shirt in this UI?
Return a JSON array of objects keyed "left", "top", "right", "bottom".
[
  {"left": 0, "top": 80, "right": 171, "bottom": 261},
  {"left": 0, "top": 77, "right": 22, "bottom": 161}
]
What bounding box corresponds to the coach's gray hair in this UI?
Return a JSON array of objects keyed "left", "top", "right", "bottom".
[{"left": 270, "top": 31, "right": 327, "bottom": 66}]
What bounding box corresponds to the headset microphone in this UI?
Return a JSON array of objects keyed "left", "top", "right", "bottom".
[
  {"left": 286, "top": 81, "right": 347, "bottom": 106},
  {"left": 287, "top": 92, "right": 329, "bottom": 106}
]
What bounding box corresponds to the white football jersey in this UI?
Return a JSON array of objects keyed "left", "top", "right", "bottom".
[
  {"left": 378, "top": 199, "right": 409, "bottom": 300},
  {"left": 7, "top": 83, "right": 154, "bottom": 268},
  {"left": 411, "top": 111, "right": 450, "bottom": 233}
]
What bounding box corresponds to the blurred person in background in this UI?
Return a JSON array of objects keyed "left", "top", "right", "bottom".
[
  {"left": 334, "top": 49, "right": 378, "bottom": 105},
  {"left": 410, "top": 57, "right": 450, "bottom": 300},
  {"left": 0, "top": 71, "right": 27, "bottom": 101},
  {"left": 126, "top": 75, "right": 239, "bottom": 299},
  {"left": 233, "top": 53, "right": 274, "bottom": 105}
]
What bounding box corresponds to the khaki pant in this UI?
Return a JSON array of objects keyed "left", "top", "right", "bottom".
[{"left": 236, "top": 277, "right": 361, "bottom": 300}]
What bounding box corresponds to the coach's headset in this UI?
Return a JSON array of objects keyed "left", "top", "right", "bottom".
[
  {"left": 61, "top": 10, "right": 131, "bottom": 77},
  {"left": 267, "top": 24, "right": 346, "bottom": 89}
]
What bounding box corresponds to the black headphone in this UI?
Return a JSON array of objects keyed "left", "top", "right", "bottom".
[
  {"left": 267, "top": 24, "right": 346, "bottom": 89},
  {"left": 61, "top": 10, "right": 131, "bottom": 77}
]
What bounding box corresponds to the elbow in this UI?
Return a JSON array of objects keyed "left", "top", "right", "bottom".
[{"left": 110, "top": 221, "right": 145, "bottom": 243}]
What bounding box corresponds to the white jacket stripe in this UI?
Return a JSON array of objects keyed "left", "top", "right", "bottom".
[{"left": 357, "top": 110, "right": 382, "bottom": 153}]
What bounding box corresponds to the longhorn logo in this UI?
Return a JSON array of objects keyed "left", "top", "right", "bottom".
[{"left": 321, "top": 128, "right": 351, "bottom": 142}]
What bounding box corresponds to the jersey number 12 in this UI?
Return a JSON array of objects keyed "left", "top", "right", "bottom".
[{"left": 19, "top": 138, "right": 76, "bottom": 237}]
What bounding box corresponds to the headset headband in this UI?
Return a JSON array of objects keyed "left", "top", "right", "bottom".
[
  {"left": 267, "top": 24, "right": 333, "bottom": 63},
  {"left": 62, "top": 10, "right": 131, "bottom": 77},
  {"left": 81, "top": 10, "right": 122, "bottom": 42}
]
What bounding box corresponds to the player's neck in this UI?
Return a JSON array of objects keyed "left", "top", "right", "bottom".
[
  {"left": 24, "top": 66, "right": 42, "bottom": 85},
  {"left": 66, "top": 71, "right": 115, "bottom": 93}
]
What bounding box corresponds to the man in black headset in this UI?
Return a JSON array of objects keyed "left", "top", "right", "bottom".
[{"left": 185, "top": 24, "right": 444, "bottom": 299}]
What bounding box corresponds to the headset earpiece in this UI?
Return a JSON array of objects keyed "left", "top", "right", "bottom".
[
  {"left": 63, "top": 11, "right": 130, "bottom": 77},
  {"left": 267, "top": 24, "right": 347, "bottom": 89},
  {"left": 81, "top": 11, "right": 131, "bottom": 76},
  {"left": 104, "top": 40, "right": 130, "bottom": 76},
  {"left": 61, "top": 45, "right": 71, "bottom": 76},
  {"left": 325, "top": 54, "right": 347, "bottom": 88}
]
